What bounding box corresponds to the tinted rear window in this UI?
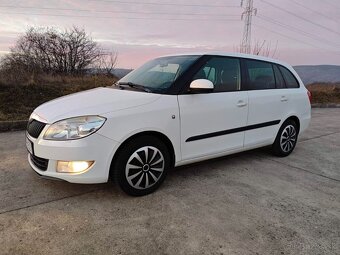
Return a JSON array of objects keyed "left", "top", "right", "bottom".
[
  {"left": 279, "top": 66, "right": 300, "bottom": 88},
  {"left": 273, "top": 64, "right": 286, "bottom": 89}
]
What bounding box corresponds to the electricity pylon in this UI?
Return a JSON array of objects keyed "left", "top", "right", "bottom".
[{"left": 241, "top": 0, "right": 257, "bottom": 54}]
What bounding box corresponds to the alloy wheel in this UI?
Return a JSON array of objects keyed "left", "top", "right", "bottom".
[
  {"left": 125, "top": 146, "right": 165, "bottom": 190},
  {"left": 280, "top": 125, "right": 297, "bottom": 153}
]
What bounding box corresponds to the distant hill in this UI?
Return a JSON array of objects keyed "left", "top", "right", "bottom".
[
  {"left": 112, "top": 68, "right": 133, "bottom": 79},
  {"left": 293, "top": 65, "right": 340, "bottom": 85},
  {"left": 86, "top": 68, "right": 132, "bottom": 79}
]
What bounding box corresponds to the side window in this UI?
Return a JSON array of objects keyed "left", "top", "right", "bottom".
[
  {"left": 192, "top": 57, "right": 241, "bottom": 92},
  {"left": 279, "top": 66, "right": 300, "bottom": 88},
  {"left": 245, "top": 60, "right": 275, "bottom": 90},
  {"left": 203, "top": 66, "right": 216, "bottom": 84},
  {"left": 192, "top": 65, "right": 212, "bottom": 82},
  {"left": 273, "top": 64, "right": 286, "bottom": 89}
]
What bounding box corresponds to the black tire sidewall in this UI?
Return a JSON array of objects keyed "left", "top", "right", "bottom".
[
  {"left": 113, "top": 135, "right": 170, "bottom": 196},
  {"left": 273, "top": 119, "right": 298, "bottom": 157}
]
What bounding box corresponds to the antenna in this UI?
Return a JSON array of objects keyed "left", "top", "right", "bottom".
[{"left": 241, "top": 0, "right": 257, "bottom": 54}]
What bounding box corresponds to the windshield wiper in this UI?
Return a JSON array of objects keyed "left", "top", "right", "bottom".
[{"left": 118, "top": 82, "right": 152, "bottom": 93}]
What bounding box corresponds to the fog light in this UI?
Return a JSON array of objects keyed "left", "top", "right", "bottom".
[{"left": 57, "top": 160, "right": 94, "bottom": 173}]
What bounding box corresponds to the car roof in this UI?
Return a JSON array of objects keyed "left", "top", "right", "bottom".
[{"left": 160, "top": 52, "right": 290, "bottom": 68}]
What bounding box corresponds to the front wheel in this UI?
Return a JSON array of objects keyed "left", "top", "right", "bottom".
[
  {"left": 272, "top": 119, "right": 298, "bottom": 157},
  {"left": 112, "top": 136, "right": 170, "bottom": 196}
]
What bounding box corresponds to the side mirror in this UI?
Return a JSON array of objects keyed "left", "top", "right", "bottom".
[{"left": 189, "top": 79, "right": 214, "bottom": 93}]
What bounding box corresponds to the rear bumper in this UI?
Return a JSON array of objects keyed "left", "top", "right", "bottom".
[{"left": 299, "top": 109, "right": 311, "bottom": 135}]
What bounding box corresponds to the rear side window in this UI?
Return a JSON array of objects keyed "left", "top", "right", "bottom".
[
  {"left": 245, "top": 60, "right": 275, "bottom": 90},
  {"left": 279, "top": 66, "right": 300, "bottom": 88},
  {"left": 273, "top": 64, "right": 285, "bottom": 89}
]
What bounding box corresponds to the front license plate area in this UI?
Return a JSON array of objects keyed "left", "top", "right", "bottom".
[{"left": 26, "top": 137, "right": 34, "bottom": 155}]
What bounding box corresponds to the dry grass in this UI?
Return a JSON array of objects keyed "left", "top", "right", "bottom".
[
  {"left": 0, "top": 74, "right": 117, "bottom": 121},
  {"left": 1, "top": 78, "right": 339, "bottom": 122},
  {"left": 306, "top": 83, "right": 340, "bottom": 104}
]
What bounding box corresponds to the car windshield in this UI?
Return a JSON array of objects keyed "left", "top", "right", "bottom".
[{"left": 117, "top": 55, "right": 199, "bottom": 93}]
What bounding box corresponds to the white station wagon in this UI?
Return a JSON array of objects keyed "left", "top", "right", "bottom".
[{"left": 26, "top": 53, "right": 311, "bottom": 196}]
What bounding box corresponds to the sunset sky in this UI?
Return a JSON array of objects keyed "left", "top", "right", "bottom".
[{"left": 1, "top": 0, "right": 340, "bottom": 68}]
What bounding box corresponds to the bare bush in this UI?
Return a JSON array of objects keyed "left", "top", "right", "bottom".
[
  {"left": 95, "top": 51, "right": 118, "bottom": 76},
  {"left": 235, "top": 40, "right": 278, "bottom": 58},
  {"left": 0, "top": 26, "right": 117, "bottom": 85},
  {"left": 252, "top": 40, "right": 278, "bottom": 57}
]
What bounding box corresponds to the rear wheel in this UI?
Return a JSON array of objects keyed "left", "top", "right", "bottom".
[
  {"left": 112, "top": 136, "right": 170, "bottom": 196},
  {"left": 272, "top": 119, "right": 298, "bottom": 157}
]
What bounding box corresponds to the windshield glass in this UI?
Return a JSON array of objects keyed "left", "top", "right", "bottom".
[{"left": 118, "top": 55, "right": 199, "bottom": 92}]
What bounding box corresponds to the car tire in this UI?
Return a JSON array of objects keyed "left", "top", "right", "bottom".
[
  {"left": 272, "top": 119, "right": 298, "bottom": 157},
  {"left": 112, "top": 135, "right": 170, "bottom": 196}
]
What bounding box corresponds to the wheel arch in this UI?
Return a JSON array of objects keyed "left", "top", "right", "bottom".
[
  {"left": 109, "top": 131, "right": 176, "bottom": 178},
  {"left": 284, "top": 115, "right": 300, "bottom": 134}
]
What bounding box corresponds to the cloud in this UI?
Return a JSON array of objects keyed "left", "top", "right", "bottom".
[{"left": 0, "top": 0, "right": 339, "bottom": 67}]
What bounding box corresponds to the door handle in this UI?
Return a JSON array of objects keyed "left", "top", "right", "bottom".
[
  {"left": 237, "top": 100, "right": 247, "bottom": 107},
  {"left": 281, "top": 96, "right": 288, "bottom": 102}
]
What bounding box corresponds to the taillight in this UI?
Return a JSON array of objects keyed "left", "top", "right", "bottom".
[{"left": 307, "top": 90, "right": 312, "bottom": 104}]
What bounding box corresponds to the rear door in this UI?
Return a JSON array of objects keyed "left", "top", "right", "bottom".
[
  {"left": 178, "top": 56, "right": 248, "bottom": 161},
  {"left": 278, "top": 65, "right": 305, "bottom": 111},
  {"left": 243, "top": 59, "right": 289, "bottom": 147}
]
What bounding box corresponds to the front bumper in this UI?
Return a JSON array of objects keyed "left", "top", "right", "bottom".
[{"left": 27, "top": 131, "right": 120, "bottom": 184}]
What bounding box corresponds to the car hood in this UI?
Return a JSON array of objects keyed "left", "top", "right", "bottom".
[{"left": 33, "top": 87, "right": 161, "bottom": 123}]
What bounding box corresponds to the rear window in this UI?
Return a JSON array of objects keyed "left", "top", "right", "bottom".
[
  {"left": 279, "top": 66, "right": 300, "bottom": 88},
  {"left": 273, "top": 64, "right": 286, "bottom": 89},
  {"left": 245, "top": 60, "right": 275, "bottom": 90}
]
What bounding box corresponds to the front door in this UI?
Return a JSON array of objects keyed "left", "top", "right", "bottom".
[{"left": 178, "top": 56, "right": 248, "bottom": 161}]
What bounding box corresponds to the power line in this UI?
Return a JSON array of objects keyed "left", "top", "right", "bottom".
[
  {"left": 288, "top": 0, "right": 339, "bottom": 24},
  {"left": 254, "top": 23, "right": 321, "bottom": 49},
  {"left": 256, "top": 15, "right": 340, "bottom": 49},
  {"left": 323, "top": 0, "right": 340, "bottom": 10},
  {"left": 0, "top": 11, "right": 240, "bottom": 22},
  {"left": 85, "top": 0, "right": 240, "bottom": 8},
  {"left": 0, "top": 5, "right": 240, "bottom": 17},
  {"left": 260, "top": 0, "right": 340, "bottom": 38},
  {"left": 254, "top": 23, "right": 340, "bottom": 54}
]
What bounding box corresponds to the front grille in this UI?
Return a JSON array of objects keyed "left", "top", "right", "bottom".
[
  {"left": 30, "top": 154, "right": 49, "bottom": 171},
  {"left": 27, "top": 119, "right": 46, "bottom": 138}
]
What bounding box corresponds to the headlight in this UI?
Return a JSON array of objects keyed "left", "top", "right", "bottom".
[{"left": 43, "top": 116, "right": 106, "bottom": 140}]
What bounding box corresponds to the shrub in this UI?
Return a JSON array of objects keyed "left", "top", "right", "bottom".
[{"left": 0, "top": 26, "right": 117, "bottom": 85}]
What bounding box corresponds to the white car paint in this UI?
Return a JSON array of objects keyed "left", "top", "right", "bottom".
[
  {"left": 34, "top": 87, "right": 161, "bottom": 123},
  {"left": 178, "top": 91, "right": 248, "bottom": 160},
  {"left": 26, "top": 52, "right": 311, "bottom": 184}
]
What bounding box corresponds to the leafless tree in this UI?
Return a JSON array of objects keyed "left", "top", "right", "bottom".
[
  {"left": 1, "top": 26, "right": 117, "bottom": 77},
  {"left": 235, "top": 40, "right": 278, "bottom": 58},
  {"left": 252, "top": 40, "right": 278, "bottom": 58},
  {"left": 96, "top": 51, "right": 118, "bottom": 76}
]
